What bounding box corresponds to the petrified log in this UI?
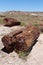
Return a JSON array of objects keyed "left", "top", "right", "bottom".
[
  {"left": 2, "top": 26, "right": 40, "bottom": 52},
  {"left": 2, "top": 30, "right": 23, "bottom": 51},
  {"left": 4, "top": 18, "right": 21, "bottom": 27},
  {"left": 15, "top": 26, "right": 40, "bottom": 51}
]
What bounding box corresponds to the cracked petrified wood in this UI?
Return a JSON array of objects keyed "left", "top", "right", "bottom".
[
  {"left": 2, "top": 26, "right": 40, "bottom": 52},
  {"left": 15, "top": 26, "right": 40, "bottom": 51},
  {"left": 4, "top": 18, "right": 21, "bottom": 27},
  {"left": 2, "top": 30, "right": 23, "bottom": 51}
]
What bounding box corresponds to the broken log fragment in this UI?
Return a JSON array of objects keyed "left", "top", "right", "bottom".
[
  {"left": 2, "top": 30, "right": 23, "bottom": 51},
  {"left": 4, "top": 18, "right": 21, "bottom": 27},
  {"left": 15, "top": 26, "right": 40, "bottom": 51},
  {"left": 2, "top": 26, "right": 40, "bottom": 52}
]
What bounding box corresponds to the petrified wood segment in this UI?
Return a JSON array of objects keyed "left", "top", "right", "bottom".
[
  {"left": 15, "top": 26, "right": 40, "bottom": 51},
  {"left": 2, "top": 26, "right": 40, "bottom": 52},
  {"left": 4, "top": 18, "right": 21, "bottom": 27},
  {"left": 2, "top": 30, "right": 23, "bottom": 51}
]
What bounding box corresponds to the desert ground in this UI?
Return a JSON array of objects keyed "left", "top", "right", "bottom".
[
  {"left": 0, "top": 25, "right": 43, "bottom": 65},
  {"left": 0, "top": 11, "right": 43, "bottom": 65}
]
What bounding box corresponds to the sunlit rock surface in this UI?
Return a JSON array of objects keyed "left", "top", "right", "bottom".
[{"left": 0, "top": 25, "right": 43, "bottom": 65}]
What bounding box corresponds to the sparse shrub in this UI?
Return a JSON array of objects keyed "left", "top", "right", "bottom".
[
  {"left": 32, "top": 22, "right": 39, "bottom": 27},
  {"left": 20, "top": 22, "right": 26, "bottom": 26},
  {"left": 0, "top": 19, "right": 3, "bottom": 24},
  {"left": 18, "top": 51, "right": 28, "bottom": 59}
]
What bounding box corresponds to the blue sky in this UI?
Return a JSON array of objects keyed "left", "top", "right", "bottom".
[{"left": 0, "top": 0, "right": 43, "bottom": 12}]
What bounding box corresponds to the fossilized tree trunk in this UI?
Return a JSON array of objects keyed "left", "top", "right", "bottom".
[
  {"left": 4, "top": 18, "right": 21, "bottom": 27},
  {"left": 2, "top": 26, "right": 40, "bottom": 52}
]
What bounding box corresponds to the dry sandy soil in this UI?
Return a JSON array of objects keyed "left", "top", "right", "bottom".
[{"left": 0, "top": 25, "right": 43, "bottom": 65}]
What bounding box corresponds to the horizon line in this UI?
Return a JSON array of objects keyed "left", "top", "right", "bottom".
[{"left": 0, "top": 10, "right": 43, "bottom": 13}]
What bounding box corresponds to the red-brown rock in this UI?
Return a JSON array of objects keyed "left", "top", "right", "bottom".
[
  {"left": 2, "top": 30, "right": 23, "bottom": 51},
  {"left": 4, "top": 18, "right": 21, "bottom": 27},
  {"left": 2, "top": 26, "right": 40, "bottom": 52},
  {"left": 15, "top": 26, "right": 40, "bottom": 51}
]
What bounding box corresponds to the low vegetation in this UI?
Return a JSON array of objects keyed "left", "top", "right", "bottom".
[
  {"left": 0, "top": 19, "right": 3, "bottom": 24},
  {"left": 18, "top": 51, "right": 28, "bottom": 59},
  {"left": 20, "top": 22, "right": 26, "bottom": 26},
  {"left": 0, "top": 11, "right": 43, "bottom": 32}
]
